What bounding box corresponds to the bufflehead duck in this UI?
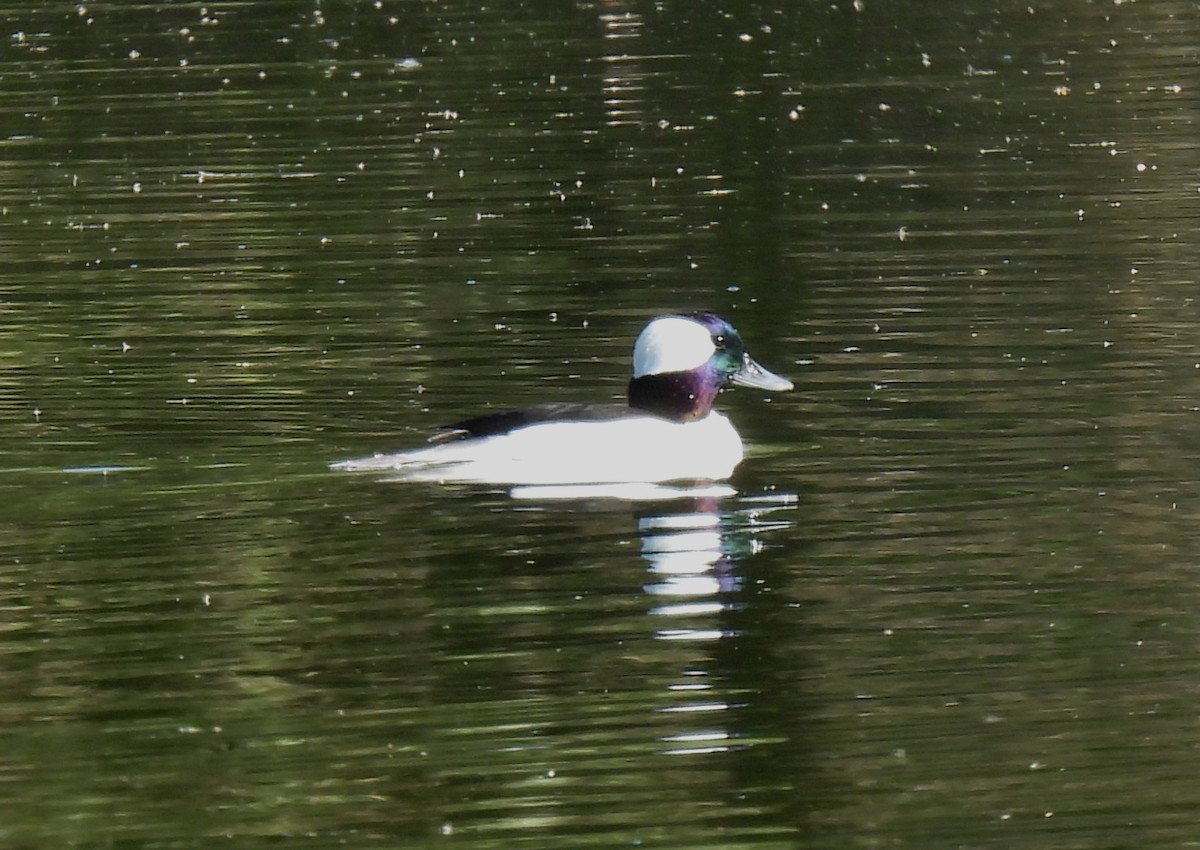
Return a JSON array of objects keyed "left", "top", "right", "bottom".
[{"left": 330, "top": 312, "right": 793, "bottom": 485}]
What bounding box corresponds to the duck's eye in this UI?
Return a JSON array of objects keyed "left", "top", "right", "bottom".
[{"left": 713, "top": 334, "right": 727, "bottom": 350}]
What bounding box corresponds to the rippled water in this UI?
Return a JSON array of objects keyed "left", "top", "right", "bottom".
[{"left": 4, "top": 1, "right": 1200, "bottom": 847}]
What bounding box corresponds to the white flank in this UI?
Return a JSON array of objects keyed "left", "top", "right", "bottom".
[{"left": 330, "top": 412, "right": 743, "bottom": 485}]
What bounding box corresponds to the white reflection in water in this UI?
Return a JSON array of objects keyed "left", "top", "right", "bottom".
[
  {"left": 639, "top": 492, "right": 796, "bottom": 755},
  {"left": 510, "top": 482, "right": 737, "bottom": 501},
  {"left": 600, "top": 9, "right": 646, "bottom": 128},
  {"left": 656, "top": 628, "right": 729, "bottom": 642},
  {"left": 642, "top": 493, "right": 794, "bottom": 611}
]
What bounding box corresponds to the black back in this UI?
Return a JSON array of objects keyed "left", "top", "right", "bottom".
[{"left": 432, "top": 402, "right": 640, "bottom": 442}]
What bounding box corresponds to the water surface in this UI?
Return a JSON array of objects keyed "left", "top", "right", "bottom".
[{"left": 4, "top": 1, "right": 1200, "bottom": 848}]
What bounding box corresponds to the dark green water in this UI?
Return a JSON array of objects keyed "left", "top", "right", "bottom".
[{"left": 4, "top": 1, "right": 1200, "bottom": 847}]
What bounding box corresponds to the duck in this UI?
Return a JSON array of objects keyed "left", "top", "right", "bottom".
[{"left": 330, "top": 312, "right": 793, "bottom": 485}]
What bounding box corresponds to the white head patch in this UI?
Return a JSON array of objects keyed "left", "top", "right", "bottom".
[{"left": 632, "top": 316, "right": 715, "bottom": 378}]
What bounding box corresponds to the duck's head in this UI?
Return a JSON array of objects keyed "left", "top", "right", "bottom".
[{"left": 628, "top": 312, "right": 794, "bottom": 421}]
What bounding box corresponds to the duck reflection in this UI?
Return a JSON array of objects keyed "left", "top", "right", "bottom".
[
  {"left": 641, "top": 506, "right": 735, "bottom": 605},
  {"left": 640, "top": 492, "right": 794, "bottom": 605},
  {"left": 635, "top": 490, "right": 796, "bottom": 755}
]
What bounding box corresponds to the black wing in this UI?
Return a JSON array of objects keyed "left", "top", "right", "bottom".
[{"left": 430, "top": 402, "right": 637, "bottom": 442}]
